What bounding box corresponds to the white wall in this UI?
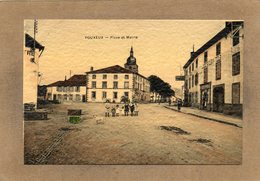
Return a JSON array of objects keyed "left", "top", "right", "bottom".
[
  {"left": 46, "top": 86, "right": 86, "bottom": 102},
  {"left": 185, "top": 26, "right": 243, "bottom": 105},
  {"left": 23, "top": 47, "right": 40, "bottom": 107},
  {"left": 87, "top": 73, "right": 134, "bottom": 102}
]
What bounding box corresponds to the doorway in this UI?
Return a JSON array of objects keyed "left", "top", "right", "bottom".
[{"left": 213, "top": 85, "right": 225, "bottom": 113}]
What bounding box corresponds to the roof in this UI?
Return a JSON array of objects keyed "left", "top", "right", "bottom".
[
  {"left": 86, "top": 65, "right": 148, "bottom": 80},
  {"left": 183, "top": 21, "right": 243, "bottom": 69},
  {"left": 47, "top": 75, "right": 86, "bottom": 87},
  {"left": 86, "top": 65, "right": 133, "bottom": 74},
  {"left": 25, "top": 33, "right": 45, "bottom": 51}
]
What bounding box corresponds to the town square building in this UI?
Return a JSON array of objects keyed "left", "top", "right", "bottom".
[
  {"left": 46, "top": 75, "right": 87, "bottom": 102},
  {"left": 86, "top": 47, "right": 150, "bottom": 103},
  {"left": 183, "top": 21, "right": 243, "bottom": 116},
  {"left": 23, "top": 33, "right": 45, "bottom": 109}
]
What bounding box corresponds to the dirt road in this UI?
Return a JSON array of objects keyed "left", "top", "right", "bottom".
[{"left": 24, "top": 103, "right": 242, "bottom": 164}]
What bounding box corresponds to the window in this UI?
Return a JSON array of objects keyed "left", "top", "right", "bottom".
[
  {"left": 113, "top": 92, "right": 118, "bottom": 99},
  {"left": 92, "top": 74, "right": 96, "bottom": 79},
  {"left": 114, "top": 75, "right": 118, "bottom": 79},
  {"left": 196, "top": 59, "right": 198, "bottom": 68},
  {"left": 204, "top": 67, "right": 208, "bottom": 83},
  {"left": 124, "top": 92, "right": 129, "bottom": 98},
  {"left": 125, "top": 75, "right": 129, "bottom": 79},
  {"left": 232, "top": 52, "right": 240, "bottom": 76},
  {"left": 204, "top": 52, "right": 208, "bottom": 83},
  {"left": 92, "top": 81, "right": 96, "bottom": 88},
  {"left": 62, "top": 86, "right": 67, "bottom": 92},
  {"left": 64, "top": 94, "right": 68, "bottom": 100},
  {"left": 47, "top": 93, "right": 52, "bottom": 100},
  {"left": 76, "top": 94, "right": 81, "bottom": 101},
  {"left": 58, "top": 94, "right": 62, "bottom": 100},
  {"left": 102, "top": 91, "right": 107, "bottom": 99},
  {"left": 189, "top": 66, "right": 191, "bottom": 74},
  {"left": 69, "top": 86, "right": 74, "bottom": 92},
  {"left": 124, "top": 81, "right": 129, "bottom": 88},
  {"left": 103, "top": 74, "right": 107, "bottom": 79},
  {"left": 204, "top": 51, "right": 208, "bottom": 63},
  {"left": 216, "top": 58, "right": 221, "bottom": 80},
  {"left": 91, "top": 91, "right": 96, "bottom": 99},
  {"left": 75, "top": 86, "right": 80, "bottom": 92},
  {"left": 184, "top": 69, "right": 188, "bottom": 76},
  {"left": 113, "top": 81, "right": 118, "bottom": 89},
  {"left": 189, "top": 78, "right": 191, "bottom": 89},
  {"left": 185, "top": 80, "right": 188, "bottom": 89},
  {"left": 102, "top": 81, "right": 107, "bottom": 89},
  {"left": 195, "top": 73, "right": 198, "bottom": 85},
  {"left": 192, "top": 75, "right": 194, "bottom": 87},
  {"left": 192, "top": 63, "right": 194, "bottom": 71},
  {"left": 232, "top": 82, "right": 240, "bottom": 104},
  {"left": 216, "top": 42, "right": 221, "bottom": 56},
  {"left": 57, "top": 86, "right": 62, "bottom": 92},
  {"left": 69, "top": 94, "right": 73, "bottom": 100},
  {"left": 233, "top": 30, "right": 240, "bottom": 46}
]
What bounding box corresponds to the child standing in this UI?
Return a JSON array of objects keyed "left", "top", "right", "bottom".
[
  {"left": 105, "top": 101, "right": 110, "bottom": 117},
  {"left": 115, "top": 104, "right": 120, "bottom": 117},
  {"left": 130, "top": 102, "right": 135, "bottom": 116},
  {"left": 134, "top": 103, "right": 139, "bottom": 116}
]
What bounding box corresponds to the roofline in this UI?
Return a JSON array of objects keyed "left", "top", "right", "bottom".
[
  {"left": 183, "top": 21, "right": 243, "bottom": 69},
  {"left": 85, "top": 65, "right": 149, "bottom": 81}
]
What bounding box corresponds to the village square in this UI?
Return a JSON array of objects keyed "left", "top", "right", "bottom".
[{"left": 23, "top": 20, "right": 243, "bottom": 165}]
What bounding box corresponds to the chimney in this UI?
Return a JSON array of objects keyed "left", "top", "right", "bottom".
[
  {"left": 65, "top": 76, "right": 67, "bottom": 81},
  {"left": 90, "top": 66, "right": 94, "bottom": 71}
]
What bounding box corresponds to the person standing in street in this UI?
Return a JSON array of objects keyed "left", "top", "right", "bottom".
[
  {"left": 105, "top": 101, "right": 111, "bottom": 117},
  {"left": 134, "top": 103, "right": 139, "bottom": 116},
  {"left": 177, "top": 99, "right": 182, "bottom": 111},
  {"left": 130, "top": 102, "right": 135, "bottom": 116},
  {"left": 124, "top": 103, "right": 129, "bottom": 116}
]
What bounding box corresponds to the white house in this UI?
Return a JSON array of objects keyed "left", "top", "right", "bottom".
[
  {"left": 183, "top": 21, "right": 243, "bottom": 116},
  {"left": 86, "top": 65, "right": 150, "bottom": 103},
  {"left": 23, "top": 33, "right": 45, "bottom": 109},
  {"left": 46, "top": 75, "right": 87, "bottom": 103}
]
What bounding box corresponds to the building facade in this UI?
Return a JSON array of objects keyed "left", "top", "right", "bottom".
[
  {"left": 46, "top": 75, "right": 87, "bottom": 103},
  {"left": 23, "top": 33, "right": 45, "bottom": 108},
  {"left": 86, "top": 65, "right": 150, "bottom": 103},
  {"left": 183, "top": 21, "right": 243, "bottom": 116}
]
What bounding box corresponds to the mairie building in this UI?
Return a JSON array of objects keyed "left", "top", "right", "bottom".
[
  {"left": 86, "top": 47, "right": 150, "bottom": 103},
  {"left": 183, "top": 21, "right": 243, "bottom": 116}
]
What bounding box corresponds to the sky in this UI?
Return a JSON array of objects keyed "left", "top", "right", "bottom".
[{"left": 24, "top": 20, "right": 226, "bottom": 90}]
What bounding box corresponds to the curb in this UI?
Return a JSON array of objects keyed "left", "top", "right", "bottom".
[{"left": 163, "top": 106, "right": 242, "bottom": 128}]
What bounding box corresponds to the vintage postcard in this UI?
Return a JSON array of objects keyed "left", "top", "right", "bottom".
[{"left": 23, "top": 20, "right": 243, "bottom": 165}]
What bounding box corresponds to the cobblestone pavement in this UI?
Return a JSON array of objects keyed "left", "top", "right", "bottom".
[{"left": 24, "top": 103, "right": 242, "bottom": 165}]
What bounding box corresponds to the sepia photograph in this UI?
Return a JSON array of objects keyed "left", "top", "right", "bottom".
[{"left": 23, "top": 20, "right": 243, "bottom": 165}]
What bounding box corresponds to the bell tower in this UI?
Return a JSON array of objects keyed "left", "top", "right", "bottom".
[{"left": 124, "top": 46, "right": 138, "bottom": 73}]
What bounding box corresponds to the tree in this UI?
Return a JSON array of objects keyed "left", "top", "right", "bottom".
[{"left": 148, "top": 75, "right": 175, "bottom": 102}]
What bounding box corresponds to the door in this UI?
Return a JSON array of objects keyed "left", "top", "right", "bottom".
[
  {"left": 82, "top": 95, "right": 86, "bottom": 102},
  {"left": 213, "top": 86, "right": 224, "bottom": 112},
  {"left": 53, "top": 94, "right": 57, "bottom": 101}
]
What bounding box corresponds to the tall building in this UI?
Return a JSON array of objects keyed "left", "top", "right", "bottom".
[
  {"left": 183, "top": 21, "right": 243, "bottom": 116},
  {"left": 23, "top": 33, "right": 45, "bottom": 109},
  {"left": 86, "top": 65, "right": 150, "bottom": 103},
  {"left": 124, "top": 46, "right": 138, "bottom": 73}
]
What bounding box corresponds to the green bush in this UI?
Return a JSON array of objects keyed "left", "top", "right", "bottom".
[{"left": 69, "top": 116, "right": 81, "bottom": 124}]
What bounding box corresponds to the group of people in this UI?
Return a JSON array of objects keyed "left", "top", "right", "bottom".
[{"left": 105, "top": 101, "right": 139, "bottom": 117}]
